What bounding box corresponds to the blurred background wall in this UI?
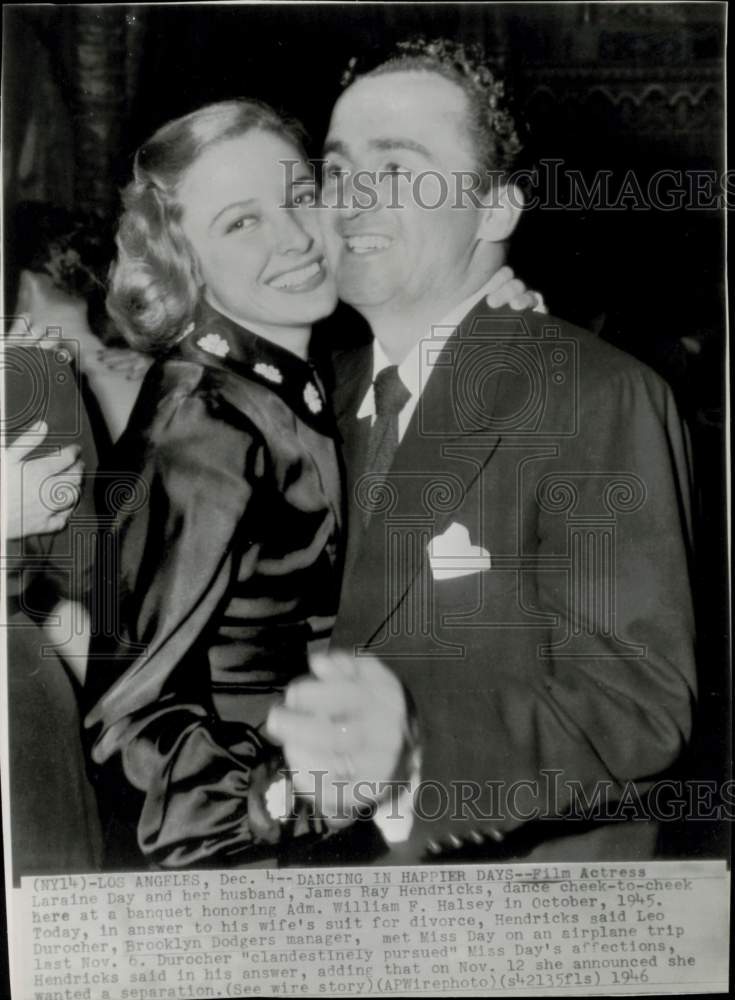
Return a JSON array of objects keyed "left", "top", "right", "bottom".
[
  {"left": 2, "top": 2, "right": 728, "bottom": 856},
  {"left": 3, "top": 4, "right": 725, "bottom": 391}
]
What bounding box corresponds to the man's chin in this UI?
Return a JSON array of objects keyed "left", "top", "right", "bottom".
[{"left": 335, "top": 272, "right": 398, "bottom": 312}]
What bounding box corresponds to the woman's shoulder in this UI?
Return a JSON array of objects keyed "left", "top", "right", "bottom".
[
  {"left": 97, "top": 357, "right": 271, "bottom": 533},
  {"left": 117, "top": 356, "right": 267, "bottom": 468}
]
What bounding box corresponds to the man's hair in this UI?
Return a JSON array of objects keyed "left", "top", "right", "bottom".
[
  {"left": 107, "top": 99, "right": 306, "bottom": 354},
  {"left": 341, "top": 36, "right": 523, "bottom": 188}
]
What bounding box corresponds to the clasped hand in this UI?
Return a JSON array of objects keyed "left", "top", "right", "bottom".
[
  {"left": 266, "top": 651, "right": 406, "bottom": 828},
  {"left": 4, "top": 422, "right": 84, "bottom": 540}
]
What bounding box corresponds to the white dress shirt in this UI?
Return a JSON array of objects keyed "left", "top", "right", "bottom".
[{"left": 356, "top": 274, "right": 509, "bottom": 441}]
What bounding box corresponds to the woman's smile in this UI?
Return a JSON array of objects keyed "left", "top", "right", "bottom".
[{"left": 267, "top": 256, "right": 328, "bottom": 292}]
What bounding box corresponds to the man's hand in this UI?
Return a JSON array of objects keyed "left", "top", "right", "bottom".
[
  {"left": 96, "top": 346, "right": 153, "bottom": 382},
  {"left": 4, "top": 422, "right": 84, "bottom": 539},
  {"left": 485, "top": 265, "right": 547, "bottom": 313},
  {"left": 44, "top": 600, "right": 90, "bottom": 685},
  {"left": 266, "top": 651, "right": 407, "bottom": 827}
]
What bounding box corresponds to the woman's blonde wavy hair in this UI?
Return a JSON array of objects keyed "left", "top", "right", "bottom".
[{"left": 107, "top": 99, "right": 306, "bottom": 353}]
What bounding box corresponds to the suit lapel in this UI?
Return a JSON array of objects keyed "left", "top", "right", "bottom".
[{"left": 332, "top": 302, "right": 511, "bottom": 651}]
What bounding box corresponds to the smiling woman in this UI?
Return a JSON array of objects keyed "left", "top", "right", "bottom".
[
  {"left": 83, "top": 100, "right": 360, "bottom": 868},
  {"left": 106, "top": 100, "right": 336, "bottom": 356},
  {"left": 176, "top": 131, "right": 336, "bottom": 353}
]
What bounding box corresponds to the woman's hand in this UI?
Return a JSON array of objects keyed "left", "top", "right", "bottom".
[
  {"left": 267, "top": 651, "right": 407, "bottom": 827},
  {"left": 4, "top": 422, "right": 84, "bottom": 539},
  {"left": 484, "top": 265, "right": 547, "bottom": 313}
]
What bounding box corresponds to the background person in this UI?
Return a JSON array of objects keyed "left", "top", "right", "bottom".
[{"left": 3, "top": 337, "right": 102, "bottom": 877}]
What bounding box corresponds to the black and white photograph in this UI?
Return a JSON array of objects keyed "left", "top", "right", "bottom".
[{"left": 1, "top": 3, "right": 729, "bottom": 998}]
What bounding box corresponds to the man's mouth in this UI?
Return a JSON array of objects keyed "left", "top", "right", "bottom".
[
  {"left": 268, "top": 259, "right": 325, "bottom": 291},
  {"left": 344, "top": 234, "right": 393, "bottom": 255}
]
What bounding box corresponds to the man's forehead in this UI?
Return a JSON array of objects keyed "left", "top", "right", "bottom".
[{"left": 327, "top": 70, "right": 470, "bottom": 141}]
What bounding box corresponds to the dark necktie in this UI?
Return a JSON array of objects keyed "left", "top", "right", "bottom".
[{"left": 362, "top": 365, "right": 411, "bottom": 525}]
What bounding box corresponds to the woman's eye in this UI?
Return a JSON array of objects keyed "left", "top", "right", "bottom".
[
  {"left": 292, "top": 187, "right": 317, "bottom": 207},
  {"left": 226, "top": 216, "right": 258, "bottom": 234}
]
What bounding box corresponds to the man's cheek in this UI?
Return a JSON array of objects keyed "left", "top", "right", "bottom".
[
  {"left": 319, "top": 231, "right": 342, "bottom": 271},
  {"left": 411, "top": 172, "right": 450, "bottom": 211}
]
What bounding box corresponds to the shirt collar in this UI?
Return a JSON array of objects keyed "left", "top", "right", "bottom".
[
  {"left": 357, "top": 275, "right": 502, "bottom": 421},
  {"left": 175, "top": 299, "right": 333, "bottom": 434}
]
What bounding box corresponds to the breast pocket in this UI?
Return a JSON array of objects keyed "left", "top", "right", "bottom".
[{"left": 430, "top": 567, "right": 530, "bottom": 631}]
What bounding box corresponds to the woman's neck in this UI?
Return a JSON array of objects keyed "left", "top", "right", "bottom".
[{"left": 204, "top": 293, "right": 311, "bottom": 360}]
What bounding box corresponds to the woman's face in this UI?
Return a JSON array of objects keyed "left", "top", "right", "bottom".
[{"left": 178, "top": 131, "right": 337, "bottom": 333}]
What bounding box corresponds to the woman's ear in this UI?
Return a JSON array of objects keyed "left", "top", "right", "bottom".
[{"left": 477, "top": 182, "right": 524, "bottom": 244}]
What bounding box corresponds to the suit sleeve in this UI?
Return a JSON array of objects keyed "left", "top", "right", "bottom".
[
  {"left": 412, "top": 365, "right": 696, "bottom": 849},
  {"left": 84, "top": 390, "right": 285, "bottom": 867},
  {"left": 533, "top": 367, "right": 696, "bottom": 788}
]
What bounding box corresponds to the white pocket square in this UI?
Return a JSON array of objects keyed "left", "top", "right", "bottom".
[{"left": 427, "top": 522, "right": 491, "bottom": 581}]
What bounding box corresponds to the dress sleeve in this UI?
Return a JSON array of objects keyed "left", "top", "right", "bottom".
[{"left": 84, "top": 388, "right": 285, "bottom": 867}]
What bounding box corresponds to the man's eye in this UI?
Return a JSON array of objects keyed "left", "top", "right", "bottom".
[
  {"left": 383, "top": 161, "right": 411, "bottom": 177},
  {"left": 226, "top": 216, "right": 258, "bottom": 234},
  {"left": 324, "top": 163, "right": 348, "bottom": 180}
]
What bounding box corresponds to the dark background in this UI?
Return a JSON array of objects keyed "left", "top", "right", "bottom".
[{"left": 2, "top": 3, "right": 729, "bottom": 860}]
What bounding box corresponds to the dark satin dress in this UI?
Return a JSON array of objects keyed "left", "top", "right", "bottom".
[{"left": 84, "top": 301, "right": 344, "bottom": 869}]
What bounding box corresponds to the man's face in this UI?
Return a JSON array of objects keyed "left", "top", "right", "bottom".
[{"left": 321, "top": 71, "right": 487, "bottom": 317}]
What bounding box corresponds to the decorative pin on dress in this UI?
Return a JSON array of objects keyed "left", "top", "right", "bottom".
[
  {"left": 197, "top": 332, "right": 230, "bottom": 357},
  {"left": 303, "top": 381, "right": 323, "bottom": 414}
]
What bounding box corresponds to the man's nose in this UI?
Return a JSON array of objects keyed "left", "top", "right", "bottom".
[
  {"left": 275, "top": 210, "right": 314, "bottom": 254},
  {"left": 329, "top": 171, "right": 379, "bottom": 219}
]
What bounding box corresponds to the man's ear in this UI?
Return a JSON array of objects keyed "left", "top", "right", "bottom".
[{"left": 476, "top": 182, "right": 524, "bottom": 243}]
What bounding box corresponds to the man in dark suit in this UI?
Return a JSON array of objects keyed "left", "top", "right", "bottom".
[{"left": 269, "top": 39, "right": 696, "bottom": 863}]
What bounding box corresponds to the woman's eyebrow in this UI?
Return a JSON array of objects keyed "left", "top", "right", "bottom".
[{"left": 209, "top": 198, "right": 257, "bottom": 230}]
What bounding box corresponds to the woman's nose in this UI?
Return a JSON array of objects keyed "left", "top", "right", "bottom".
[{"left": 276, "top": 210, "right": 314, "bottom": 255}]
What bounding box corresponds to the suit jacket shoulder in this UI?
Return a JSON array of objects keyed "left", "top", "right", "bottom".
[
  {"left": 455, "top": 302, "right": 681, "bottom": 444},
  {"left": 507, "top": 306, "right": 674, "bottom": 398}
]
